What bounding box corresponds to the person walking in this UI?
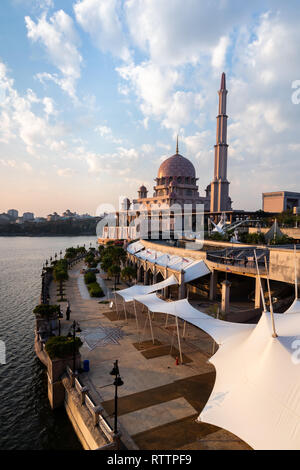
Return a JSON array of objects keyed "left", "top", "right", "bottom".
[{"left": 66, "top": 304, "right": 71, "bottom": 320}]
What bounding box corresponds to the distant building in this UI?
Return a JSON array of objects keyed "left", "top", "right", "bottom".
[
  {"left": 7, "top": 209, "right": 18, "bottom": 219},
  {"left": 34, "top": 217, "right": 47, "bottom": 223},
  {"left": 262, "top": 191, "right": 300, "bottom": 213},
  {"left": 47, "top": 212, "right": 60, "bottom": 222},
  {"left": 0, "top": 213, "right": 10, "bottom": 224},
  {"left": 23, "top": 212, "right": 34, "bottom": 221}
]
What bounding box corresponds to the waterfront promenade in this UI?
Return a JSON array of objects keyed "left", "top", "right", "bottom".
[{"left": 50, "top": 261, "right": 250, "bottom": 450}]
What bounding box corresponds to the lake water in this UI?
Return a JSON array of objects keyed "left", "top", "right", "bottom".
[{"left": 0, "top": 236, "right": 96, "bottom": 450}]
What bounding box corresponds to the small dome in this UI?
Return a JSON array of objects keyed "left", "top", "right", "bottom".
[
  {"left": 139, "top": 185, "right": 147, "bottom": 192},
  {"left": 158, "top": 153, "right": 196, "bottom": 179}
]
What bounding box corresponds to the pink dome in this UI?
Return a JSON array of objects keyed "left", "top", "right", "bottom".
[{"left": 158, "top": 153, "right": 195, "bottom": 178}]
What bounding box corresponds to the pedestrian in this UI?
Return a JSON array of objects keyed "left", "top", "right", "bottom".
[{"left": 66, "top": 305, "right": 71, "bottom": 320}]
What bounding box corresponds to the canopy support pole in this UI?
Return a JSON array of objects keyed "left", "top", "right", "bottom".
[
  {"left": 175, "top": 316, "right": 183, "bottom": 364},
  {"left": 254, "top": 250, "right": 267, "bottom": 313},
  {"left": 141, "top": 314, "right": 149, "bottom": 343},
  {"left": 123, "top": 300, "right": 128, "bottom": 322},
  {"left": 182, "top": 321, "right": 187, "bottom": 338},
  {"left": 264, "top": 256, "right": 278, "bottom": 338},
  {"left": 165, "top": 314, "right": 169, "bottom": 327},
  {"left": 133, "top": 300, "right": 140, "bottom": 343},
  {"left": 114, "top": 293, "right": 119, "bottom": 319},
  {"left": 148, "top": 310, "right": 155, "bottom": 345}
]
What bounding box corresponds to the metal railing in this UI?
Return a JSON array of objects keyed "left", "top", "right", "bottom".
[{"left": 206, "top": 253, "right": 268, "bottom": 272}]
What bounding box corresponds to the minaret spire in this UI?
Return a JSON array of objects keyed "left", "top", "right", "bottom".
[
  {"left": 210, "top": 72, "right": 231, "bottom": 213},
  {"left": 176, "top": 135, "right": 179, "bottom": 154}
]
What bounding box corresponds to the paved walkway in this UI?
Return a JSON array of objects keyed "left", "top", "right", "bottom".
[{"left": 51, "top": 261, "right": 251, "bottom": 450}]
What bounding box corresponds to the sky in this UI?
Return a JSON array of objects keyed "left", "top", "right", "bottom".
[{"left": 0, "top": 0, "right": 300, "bottom": 217}]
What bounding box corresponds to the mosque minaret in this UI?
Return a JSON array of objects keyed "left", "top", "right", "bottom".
[
  {"left": 131, "top": 72, "right": 232, "bottom": 215},
  {"left": 207, "top": 72, "right": 232, "bottom": 212}
]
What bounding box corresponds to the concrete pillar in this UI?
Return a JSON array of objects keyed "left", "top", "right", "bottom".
[
  {"left": 221, "top": 280, "right": 231, "bottom": 314},
  {"left": 137, "top": 265, "right": 142, "bottom": 283},
  {"left": 178, "top": 270, "right": 186, "bottom": 299},
  {"left": 153, "top": 264, "right": 157, "bottom": 284},
  {"left": 209, "top": 270, "right": 218, "bottom": 301},
  {"left": 163, "top": 286, "right": 169, "bottom": 298},
  {"left": 144, "top": 269, "right": 149, "bottom": 285}
]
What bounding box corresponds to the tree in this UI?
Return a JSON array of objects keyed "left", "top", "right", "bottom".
[
  {"left": 54, "top": 269, "right": 68, "bottom": 299},
  {"left": 121, "top": 266, "right": 137, "bottom": 285},
  {"left": 108, "top": 264, "right": 121, "bottom": 290}
]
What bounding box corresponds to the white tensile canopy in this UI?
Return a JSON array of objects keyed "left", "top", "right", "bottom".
[
  {"left": 132, "top": 292, "right": 300, "bottom": 450},
  {"left": 127, "top": 240, "right": 144, "bottom": 254},
  {"left": 285, "top": 298, "right": 300, "bottom": 314},
  {"left": 199, "top": 311, "right": 300, "bottom": 450},
  {"left": 134, "top": 293, "right": 253, "bottom": 344},
  {"left": 116, "top": 274, "right": 178, "bottom": 302},
  {"left": 184, "top": 260, "right": 211, "bottom": 283}
]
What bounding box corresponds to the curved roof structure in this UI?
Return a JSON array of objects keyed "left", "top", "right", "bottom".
[{"left": 157, "top": 153, "right": 196, "bottom": 179}]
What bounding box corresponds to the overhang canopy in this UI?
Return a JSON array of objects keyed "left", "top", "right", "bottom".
[{"left": 115, "top": 275, "right": 178, "bottom": 302}]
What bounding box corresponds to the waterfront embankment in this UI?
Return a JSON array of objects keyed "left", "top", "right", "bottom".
[{"left": 41, "top": 257, "right": 251, "bottom": 450}]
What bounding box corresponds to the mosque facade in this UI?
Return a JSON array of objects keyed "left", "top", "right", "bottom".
[{"left": 127, "top": 72, "right": 232, "bottom": 214}]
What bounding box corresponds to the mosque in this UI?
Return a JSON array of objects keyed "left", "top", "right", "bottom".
[
  {"left": 130, "top": 72, "right": 232, "bottom": 214},
  {"left": 101, "top": 73, "right": 234, "bottom": 241}
]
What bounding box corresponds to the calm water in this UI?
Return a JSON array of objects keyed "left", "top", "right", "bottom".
[{"left": 0, "top": 236, "right": 96, "bottom": 450}]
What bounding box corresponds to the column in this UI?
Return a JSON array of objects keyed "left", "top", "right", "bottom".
[
  {"left": 221, "top": 280, "right": 231, "bottom": 314},
  {"left": 144, "top": 269, "right": 149, "bottom": 285},
  {"left": 209, "top": 270, "right": 218, "bottom": 301},
  {"left": 137, "top": 265, "right": 142, "bottom": 283},
  {"left": 178, "top": 270, "right": 186, "bottom": 299}
]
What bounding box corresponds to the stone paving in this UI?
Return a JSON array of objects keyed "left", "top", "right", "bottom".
[{"left": 51, "top": 260, "right": 251, "bottom": 450}]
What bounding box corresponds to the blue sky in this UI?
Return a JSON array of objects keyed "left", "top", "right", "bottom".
[{"left": 0, "top": 0, "right": 300, "bottom": 216}]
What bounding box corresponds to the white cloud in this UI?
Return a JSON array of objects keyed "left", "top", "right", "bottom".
[
  {"left": 95, "top": 125, "right": 123, "bottom": 144},
  {"left": 211, "top": 36, "right": 230, "bottom": 70},
  {"left": 57, "top": 167, "right": 76, "bottom": 177},
  {"left": 74, "top": 0, "right": 130, "bottom": 61},
  {"left": 117, "top": 61, "right": 204, "bottom": 130},
  {"left": 0, "top": 60, "right": 66, "bottom": 157},
  {"left": 25, "top": 10, "right": 82, "bottom": 99}
]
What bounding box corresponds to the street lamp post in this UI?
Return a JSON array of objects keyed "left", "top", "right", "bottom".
[{"left": 109, "top": 360, "right": 124, "bottom": 435}]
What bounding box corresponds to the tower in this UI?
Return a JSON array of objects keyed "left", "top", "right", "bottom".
[{"left": 210, "top": 72, "right": 232, "bottom": 212}]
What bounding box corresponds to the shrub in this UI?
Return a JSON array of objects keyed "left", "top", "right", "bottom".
[
  {"left": 33, "top": 304, "right": 60, "bottom": 318},
  {"left": 87, "top": 282, "right": 104, "bottom": 297},
  {"left": 45, "top": 336, "right": 83, "bottom": 359},
  {"left": 84, "top": 272, "right": 96, "bottom": 284}
]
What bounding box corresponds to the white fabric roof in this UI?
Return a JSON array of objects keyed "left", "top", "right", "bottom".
[
  {"left": 135, "top": 249, "right": 163, "bottom": 261},
  {"left": 199, "top": 312, "right": 300, "bottom": 450},
  {"left": 134, "top": 294, "right": 252, "bottom": 345},
  {"left": 127, "top": 241, "right": 144, "bottom": 254},
  {"left": 184, "top": 260, "right": 211, "bottom": 283},
  {"left": 127, "top": 242, "right": 211, "bottom": 282},
  {"left": 133, "top": 291, "right": 300, "bottom": 449},
  {"left": 116, "top": 275, "right": 178, "bottom": 302},
  {"left": 285, "top": 298, "right": 300, "bottom": 314}
]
